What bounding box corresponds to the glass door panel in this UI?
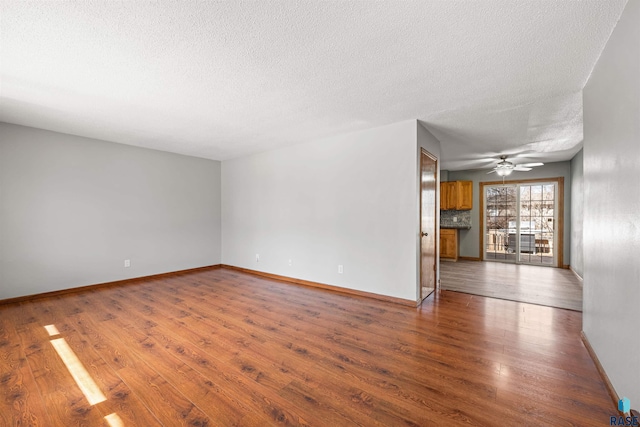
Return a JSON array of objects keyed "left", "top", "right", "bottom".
[
  {"left": 485, "top": 185, "right": 517, "bottom": 262},
  {"left": 484, "top": 182, "right": 557, "bottom": 266},
  {"left": 518, "top": 183, "right": 556, "bottom": 265}
]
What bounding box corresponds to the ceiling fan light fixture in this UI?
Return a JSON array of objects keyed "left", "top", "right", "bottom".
[{"left": 488, "top": 155, "right": 543, "bottom": 176}]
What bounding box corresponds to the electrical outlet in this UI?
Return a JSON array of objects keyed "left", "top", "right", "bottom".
[
  {"left": 288, "top": 259, "right": 292, "bottom": 266},
  {"left": 124, "top": 259, "right": 131, "bottom": 268},
  {"left": 256, "top": 254, "right": 260, "bottom": 262},
  {"left": 338, "top": 264, "right": 343, "bottom": 274},
  {"left": 453, "top": 216, "right": 458, "bottom": 223}
]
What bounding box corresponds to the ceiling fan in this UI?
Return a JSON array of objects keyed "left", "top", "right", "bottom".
[{"left": 487, "top": 155, "right": 544, "bottom": 176}]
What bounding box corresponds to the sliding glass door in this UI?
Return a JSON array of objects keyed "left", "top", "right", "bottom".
[
  {"left": 485, "top": 186, "right": 517, "bottom": 262},
  {"left": 484, "top": 182, "right": 558, "bottom": 266}
]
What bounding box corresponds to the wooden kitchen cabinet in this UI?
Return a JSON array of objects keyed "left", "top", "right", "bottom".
[
  {"left": 440, "top": 182, "right": 451, "bottom": 210},
  {"left": 440, "top": 180, "right": 473, "bottom": 210},
  {"left": 456, "top": 181, "right": 473, "bottom": 210},
  {"left": 440, "top": 228, "right": 458, "bottom": 261},
  {"left": 440, "top": 181, "right": 453, "bottom": 210}
]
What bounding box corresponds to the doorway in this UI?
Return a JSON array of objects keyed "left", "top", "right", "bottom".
[
  {"left": 481, "top": 178, "right": 564, "bottom": 267},
  {"left": 420, "top": 149, "right": 437, "bottom": 300}
]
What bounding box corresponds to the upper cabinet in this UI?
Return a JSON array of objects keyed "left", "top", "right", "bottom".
[
  {"left": 440, "top": 182, "right": 454, "bottom": 210},
  {"left": 456, "top": 181, "right": 473, "bottom": 210},
  {"left": 440, "top": 180, "right": 473, "bottom": 210}
]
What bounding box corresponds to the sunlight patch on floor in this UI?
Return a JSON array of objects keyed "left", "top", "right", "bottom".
[
  {"left": 44, "top": 324, "right": 60, "bottom": 336},
  {"left": 49, "top": 337, "right": 107, "bottom": 405},
  {"left": 105, "top": 413, "right": 124, "bottom": 427}
]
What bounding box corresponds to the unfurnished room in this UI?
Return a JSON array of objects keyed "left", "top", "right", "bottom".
[{"left": 0, "top": 1, "right": 638, "bottom": 426}]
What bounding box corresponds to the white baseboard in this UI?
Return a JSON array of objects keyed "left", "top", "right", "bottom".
[{"left": 569, "top": 266, "right": 583, "bottom": 284}]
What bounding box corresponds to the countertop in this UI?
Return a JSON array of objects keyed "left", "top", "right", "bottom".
[{"left": 440, "top": 210, "right": 471, "bottom": 230}]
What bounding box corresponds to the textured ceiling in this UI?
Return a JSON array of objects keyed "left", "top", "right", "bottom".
[{"left": 0, "top": 1, "right": 628, "bottom": 170}]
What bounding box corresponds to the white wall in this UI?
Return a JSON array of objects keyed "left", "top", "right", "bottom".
[
  {"left": 222, "top": 120, "right": 435, "bottom": 302},
  {"left": 583, "top": 0, "right": 640, "bottom": 407},
  {"left": 0, "top": 123, "right": 222, "bottom": 300},
  {"left": 448, "top": 161, "right": 572, "bottom": 263},
  {"left": 570, "top": 149, "right": 584, "bottom": 279}
]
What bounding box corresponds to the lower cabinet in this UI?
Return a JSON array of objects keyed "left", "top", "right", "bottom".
[{"left": 440, "top": 228, "right": 458, "bottom": 261}]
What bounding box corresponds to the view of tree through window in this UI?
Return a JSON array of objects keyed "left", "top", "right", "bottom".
[{"left": 485, "top": 183, "right": 556, "bottom": 265}]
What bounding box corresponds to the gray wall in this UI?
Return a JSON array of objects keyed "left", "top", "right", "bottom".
[
  {"left": 570, "top": 149, "right": 584, "bottom": 278},
  {"left": 0, "top": 123, "right": 222, "bottom": 300},
  {"left": 583, "top": 0, "right": 640, "bottom": 407},
  {"left": 222, "top": 120, "right": 437, "bottom": 302},
  {"left": 447, "top": 161, "right": 572, "bottom": 264}
]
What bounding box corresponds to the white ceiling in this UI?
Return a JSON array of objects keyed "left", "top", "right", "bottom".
[{"left": 0, "top": 1, "right": 628, "bottom": 170}]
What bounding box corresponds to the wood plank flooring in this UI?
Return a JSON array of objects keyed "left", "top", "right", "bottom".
[
  {"left": 441, "top": 260, "right": 583, "bottom": 311},
  {"left": 0, "top": 267, "right": 613, "bottom": 426}
]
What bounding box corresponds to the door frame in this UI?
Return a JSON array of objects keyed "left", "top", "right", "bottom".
[
  {"left": 479, "top": 177, "right": 565, "bottom": 268},
  {"left": 419, "top": 148, "right": 438, "bottom": 301}
]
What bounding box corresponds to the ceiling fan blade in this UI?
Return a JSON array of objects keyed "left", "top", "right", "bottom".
[
  {"left": 519, "top": 162, "right": 544, "bottom": 167},
  {"left": 513, "top": 167, "right": 532, "bottom": 171},
  {"left": 514, "top": 150, "right": 538, "bottom": 158},
  {"left": 486, "top": 170, "right": 497, "bottom": 174}
]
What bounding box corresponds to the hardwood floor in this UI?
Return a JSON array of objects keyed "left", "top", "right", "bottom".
[
  {"left": 0, "top": 268, "right": 612, "bottom": 426},
  {"left": 440, "top": 260, "right": 583, "bottom": 311}
]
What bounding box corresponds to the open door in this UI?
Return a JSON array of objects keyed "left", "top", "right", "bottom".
[{"left": 420, "top": 149, "right": 437, "bottom": 300}]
